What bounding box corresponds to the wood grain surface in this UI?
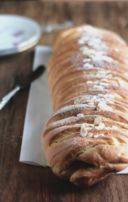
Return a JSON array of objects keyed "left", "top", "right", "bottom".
[{"left": 0, "top": 1, "right": 128, "bottom": 202}]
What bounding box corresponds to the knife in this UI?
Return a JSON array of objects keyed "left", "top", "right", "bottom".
[{"left": 0, "top": 65, "right": 45, "bottom": 110}]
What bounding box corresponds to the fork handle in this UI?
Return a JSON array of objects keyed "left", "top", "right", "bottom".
[{"left": 0, "top": 86, "right": 20, "bottom": 110}]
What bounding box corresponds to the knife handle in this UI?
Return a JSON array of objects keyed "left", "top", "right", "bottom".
[{"left": 0, "top": 86, "right": 20, "bottom": 110}]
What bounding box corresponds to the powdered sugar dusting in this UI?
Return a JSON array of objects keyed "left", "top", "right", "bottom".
[
  {"left": 83, "top": 63, "right": 94, "bottom": 69},
  {"left": 78, "top": 26, "right": 106, "bottom": 51},
  {"left": 79, "top": 36, "right": 106, "bottom": 51},
  {"left": 49, "top": 117, "right": 77, "bottom": 128},
  {"left": 80, "top": 47, "right": 95, "bottom": 56},
  {"left": 74, "top": 93, "right": 114, "bottom": 112},
  {"left": 94, "top": 116, "right": 102, "bottom": 126},
  {"left": 74, "top": 94, "right": 114, "bottom": 105},
  {"left": 80, "top": 47, "right": 116, "bottom": 69},
  {"left": 80, "top": 123, "right": 93, "bottom": 137},
  {"left": 91, "top": 81, "right": 110, "bottom": 91},
  {"left": 118, "top": 79, "right": 127, "bottom": 88},
  {"left": 97, "top": 100, "right": 113, "bottom": 112},
  {"left": 92, "top": 52, "right": 114, "bottom": 64},
  {"left": 77, "top": 113, "right": 85, "bottom": 118},
  {"left": 48, "top": 113, "right": 86, "bottom": 128},
  {"left": 78, "top": 26, "right": 106, "bottom": 52},
  {"left": 53, "top": 93, "right": 114, "bottom": 118},
  {"left": 87, "top": 79, "right": 121, "bottom": 91},
  {"left": 80, "top": 116, "right": 119, "bottom": 138},
  {"left": 77, "top": 25, "right": 117, "bottom": 70},
  {"left": 95, "top": 70, "right": 112, "bottom": 78},
  {"left": 54, "top": 104, "right": 87, "bottom": 116}
]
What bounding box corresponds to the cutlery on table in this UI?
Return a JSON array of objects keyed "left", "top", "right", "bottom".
[{"left": 0, "top": 65, "right": 46, "bottom": 110}]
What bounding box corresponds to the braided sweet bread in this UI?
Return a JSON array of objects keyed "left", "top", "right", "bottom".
[{"left": 42, "top": 25, "right": 128, "bottom": 187}]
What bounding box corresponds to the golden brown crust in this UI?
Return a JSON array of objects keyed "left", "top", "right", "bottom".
[{"left": 42, "top": 25, "right": 128, "bottom": 187}]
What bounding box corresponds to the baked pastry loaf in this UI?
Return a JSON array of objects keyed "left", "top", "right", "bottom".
[{"left": 42, "top": 25, "right": 128, "bottom": 187}]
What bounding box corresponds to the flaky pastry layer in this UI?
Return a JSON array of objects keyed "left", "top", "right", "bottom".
[{"left": 42, "top": 25, "right": 128, "bottom": 187}]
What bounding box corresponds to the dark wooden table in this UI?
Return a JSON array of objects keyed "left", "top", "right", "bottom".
[{"left": 1, "top": 1, "right": 128, "bottom": 202}]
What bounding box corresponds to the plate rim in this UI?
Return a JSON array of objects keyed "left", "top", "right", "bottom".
[{"left": 0, "top": 14, "right": 41, "bottom": 56}]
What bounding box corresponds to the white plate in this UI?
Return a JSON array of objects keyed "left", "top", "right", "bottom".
[{"left": 0, "top": 15, "right": 41, "bottom": 56}]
